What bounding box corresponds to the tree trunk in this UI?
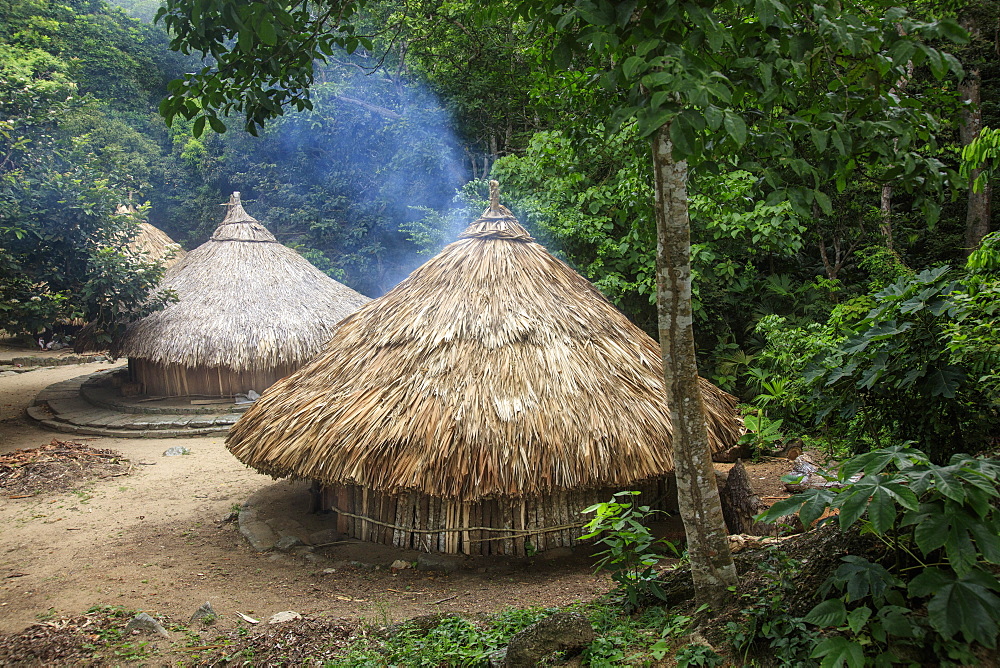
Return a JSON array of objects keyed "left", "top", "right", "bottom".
[
  {"left": 880, "top": 184, "right": 894, "bottom": 251},
  {"left": 651, "top": 123, "right": 737, "bottom": 607},
  {"left": 960, "top": 12, "right": 992, "bottom": 253}
]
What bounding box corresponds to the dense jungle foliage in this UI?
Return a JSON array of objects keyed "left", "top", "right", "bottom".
[{"left": 2, "top": 0, "right": 1000, "bottom": 663}]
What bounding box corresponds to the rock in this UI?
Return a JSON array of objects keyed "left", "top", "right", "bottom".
[
  {"left": 274, "top": 535, "right": 304, "bottom": 551},
  {"left": 247, "top": 389, "right": 260, "bottom": 401},
  {"left": 502, "top": 611, "right": 595, "bottom": 667},
  {"left": 163, "top": 446, "right": 191, "bottom": 457},
  {"left": 189, "top": 601, "right": 216, "bottom": 624},
  {"left": 416, "top": 553, "right": 464, "bottom": 573},
  {"left": 306, "top": 528, "right": 340, "bottom": 546},
  {"left": 239, "top": 511, "right": 278, "bottom": 551},
  {"left": 267, "top": 611, "right": 302, "bottom": 625},
  {"left": 217, "top": 510, "right": 238, "bottom": 524},
  {"left": 322, "top": 568, "right": 338, "bottom": 575},
  {"left": 390, "top": 559, "right": 412, "bottom": 571},
  {"left": 124, "top": 612, "right": 170, "bottom": 639}
]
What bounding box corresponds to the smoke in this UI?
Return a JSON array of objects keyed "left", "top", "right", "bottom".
[{"left": 218, "top": 50, "right": 471, "bottom": 297}]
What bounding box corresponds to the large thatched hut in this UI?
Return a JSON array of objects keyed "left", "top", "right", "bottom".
[
  {"left": 226, "top": 183, "right": 741, "bottom": 556},
  {"left": 113, "top": 193, "right": 371, "bottom": 397}
]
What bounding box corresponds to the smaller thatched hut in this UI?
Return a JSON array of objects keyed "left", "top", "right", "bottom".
[
  {"left": 118, "top": 204, "right": 187, "bottom": 269},
  {"left": 227, "top": 182, "right": 742, "bottom": 556},
  {"left": 111, "top": 193, "right": 371, "bottom": 397}
]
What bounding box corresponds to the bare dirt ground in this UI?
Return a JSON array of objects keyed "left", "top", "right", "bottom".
[
  {"left": 0, "top": 362, "right": 612, "bottom": 635},
  {"left": 0, "top": 355, "right": 801, "bottom": 663}
]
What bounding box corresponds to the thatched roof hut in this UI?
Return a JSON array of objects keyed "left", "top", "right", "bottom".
[
  {"left": 226, "top": 183, "right": 741, "bottom": 555},
  {"left": 118, "top": 204, "right": 187, "bottom": 269},
  {"left": 114, "top": 193, "right": 371, "bottom": 397}
]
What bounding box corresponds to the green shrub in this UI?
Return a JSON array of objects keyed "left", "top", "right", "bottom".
[{"left": 761, "top": 446, "right": 1000, "bottom": 665}]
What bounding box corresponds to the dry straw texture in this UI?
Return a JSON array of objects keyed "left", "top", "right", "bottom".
[
  {"left": 128, "top": 221, "right": 187, "bottom": 269},
  {"left": 112, "top": 193, "right": 371, "bottom": 370},
  {"left": 227, "top": 192, "right": 741, "bottom": 502}
]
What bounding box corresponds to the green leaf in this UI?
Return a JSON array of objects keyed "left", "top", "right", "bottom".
[
  {"left": 846, "top": 606, "right": 872, "bottom": 635},
  {"left": 867, "top": 489, "right": 895, "bottom": 534},
  {"left": 207, "top": 116, "right": 226, "bottom": 134},
  {"left": 911, "top": 568, "right": 1000, "bottom": 646},
  {"left": 804, "top": 598, "right": 848, "bottom": 627},
  {"left": 192, "top": 115, "right": 206, "bottom": 138},
  {"left": 622, "top": 55, "right": 645, "bottom": 79},
  {"left": 723, "top": 112, "right": 747, "bottom": 146},
  {"left": 257, "top": 19, "right": 277, "bottom": 46},
  {"left": 811, "top": 635, "right": 865, "bottom": 668},
  {"left": 814, "top": 190, "right": 832, "bottom": 215}
]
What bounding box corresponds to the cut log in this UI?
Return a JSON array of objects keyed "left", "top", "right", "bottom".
[{"left": 718, "top": 459, "right": 777, "bottom": 536}]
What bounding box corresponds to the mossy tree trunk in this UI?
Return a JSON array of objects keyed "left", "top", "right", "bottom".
[{"left": 652, "top": 123, "right": 738, "bottom": 607}]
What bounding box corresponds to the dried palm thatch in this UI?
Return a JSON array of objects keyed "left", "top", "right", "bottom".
[
  {"left": 227, "top": 183, "right": 741, "bottom": 510},
  {"left": 118, "top": 204, "right": 186, "bottom": 268},
  {"left": 109, "top": 193, "right": 371, "bottom": 396}
]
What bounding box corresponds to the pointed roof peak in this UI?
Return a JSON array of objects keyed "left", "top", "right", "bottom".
[
  {"left": 459, "top": 180, "right": 533, "bottom": 241},
  {"left": 213, "top": 191, "right": 277, "bottom": 243}
]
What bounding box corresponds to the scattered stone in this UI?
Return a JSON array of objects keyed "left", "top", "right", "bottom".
[
  {"left": 189, "top": 601, "right": 216, "bottom": 624},
  {"left": 306, "top": 528, "right": 340, "bottom": 546},
  {"left": 784, "top": 454, "right": 859, "bottom": 493},
  {"left": 416, "top": 553, "right": 464, "bottom": 573},
  {"left": 390, "top": 559, "right": 412, "bottom": 571},
  {"left": 124, "top": 612, "right": 170, "bottom": 639},
  {"left": 163, "top": 446, "right": 190, "bottom": 457},
  {"left": 275, "top": 535, "right": 304, "bottom": 551},
  {"left": 267, "top": 611, "right": 302, "bottom": 625},
  {"left": 322, "top": 568, "right": 338, "bottom": 575},
  {"left": 218, "top": 510, "right": 238, "bottom": 524},
  {"left": 348, "top": 560, "right": 377, "bottom": 570},
  {"left": 241, "top": 521, "right": 278, "bottom": 552},
  {"left": 502, "top": 611, "right": 594, "bottom": 667}
]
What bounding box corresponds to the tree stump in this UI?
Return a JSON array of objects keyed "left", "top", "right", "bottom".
[{"left": 717, "top": 459, "right": 776, "bottom": 536}]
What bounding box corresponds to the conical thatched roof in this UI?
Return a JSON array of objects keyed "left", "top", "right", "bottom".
[
  {"left": 226, "top": 183, "right": 741, "bottom": 502},
  {"left": 112, "top": 193, "right": 371, "bottom": 369},
  {"left": 118, "top": 204, "right": 186, "bottom": 269},
  {"left": 131, "top": 223, "right": 187, "bottom": 269}
]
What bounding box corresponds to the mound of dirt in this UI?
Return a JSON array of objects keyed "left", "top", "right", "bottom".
[{"left": 0, "top": 440, "right": 131, "bottom": 497}]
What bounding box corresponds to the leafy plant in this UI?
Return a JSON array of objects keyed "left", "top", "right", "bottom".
[
  {"left": 725, "top": 547, "right": 820, "bottom": 665},
  {"left": 804, "top": 267, "right": 999, "bottom": 459},
  {"left": 761, "top": 446, "right": 1000, "bottom": 662},
  {"left": 738, "top": 412, "right": 786, "bottom": 455},
  {"left": 674, "top": 643, "right": 725, "bottom": 667},
  {"left": 581, "top": 491, "right": 678, "bottom": 606}
]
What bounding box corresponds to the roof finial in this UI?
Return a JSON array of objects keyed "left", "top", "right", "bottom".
[{"left": 489, "top": 180, "right": 500, "bottom": 214}]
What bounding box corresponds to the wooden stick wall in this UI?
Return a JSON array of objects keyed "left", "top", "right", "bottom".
[{"left": 314, "top": 478, "right": 676, "bottom": 557}]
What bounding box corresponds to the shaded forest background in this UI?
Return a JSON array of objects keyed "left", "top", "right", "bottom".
[{"left": 2, "top": 0, "right": 999, "bottom": 458}]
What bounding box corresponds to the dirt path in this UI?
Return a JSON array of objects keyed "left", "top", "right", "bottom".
[{"left": 0, "top": 363, "right": 610, "bottom": 637}]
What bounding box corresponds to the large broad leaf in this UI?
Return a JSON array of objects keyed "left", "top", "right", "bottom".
[
  {"left": 804, "top": 598, "right": 847, "bottom": 627},
  {"left": 833, "top": 556, "right": 898, "bottom": 602},
  {"left": 833, "top": 475, "right": 916, "bottom": 531},
  {"left": 910, "top": 568, "right": 1000, "bottom": 647},
  {"left": 811, "top": 635, "right": 865, "bottom": 668},
  {"left": 840, "top": 446, "right": 925, "bottom": 480},
  {"left": 911, "top": 502, "right": 980, "bottom": 574}
]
